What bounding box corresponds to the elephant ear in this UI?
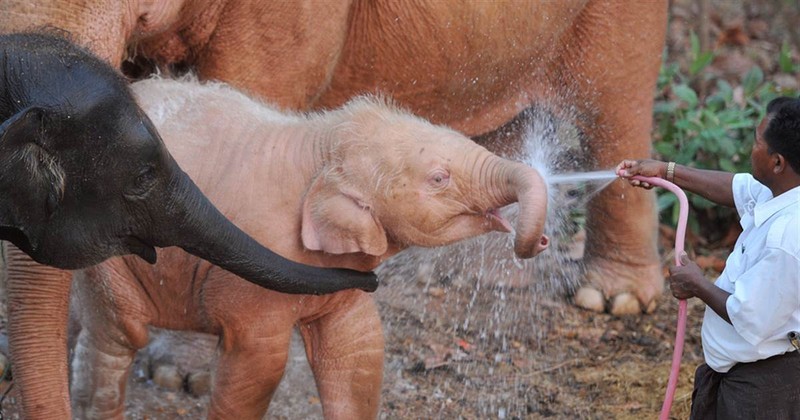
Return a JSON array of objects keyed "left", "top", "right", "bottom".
[
  {"left": 0, "top": 106, "right": 46, "bottom": 147},
  {"left": 0, "top": 107, "right": 63, "bottom": 249},
  {"left": 301, "top": 171, "right": 388, "bottom": 256}
]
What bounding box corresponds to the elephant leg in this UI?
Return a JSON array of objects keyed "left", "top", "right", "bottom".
[
  {"left": 560, "top": 1, "right": 668, "bottom": 315},
  {"left": 69, "top": 265, "right": 150, "bottom": 420},
  {"left": 207, "top": 325, "right": 294, "bottom": 420},
  {"left": 3, "top": 243, "right": 73, "bottom": 419},
  {"left": 299, "top": 291, "right": 384, "bottom": 419},
  {"left": 70, "top": 327, "right": 140, "bottom": 420}
]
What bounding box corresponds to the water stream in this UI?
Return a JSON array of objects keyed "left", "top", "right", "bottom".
[{"left": 548, "top": 170, "right": 618, "bottom": 184}]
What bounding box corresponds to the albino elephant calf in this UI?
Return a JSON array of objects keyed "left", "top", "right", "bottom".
[{"left": 70, "top": 77, "right": 549, "bottom": 419}]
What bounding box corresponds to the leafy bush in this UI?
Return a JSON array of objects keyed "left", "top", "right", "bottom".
[{"left": 651, "top": 32, "right": 798, "bottom": 237}]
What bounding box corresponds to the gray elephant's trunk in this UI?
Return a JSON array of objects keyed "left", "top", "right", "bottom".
[
  {"left": 488, "top": 157, "right": 549, "bottom": 258},
  {"left": 152, "top": 169, "right": 377, "bottom": 294}
]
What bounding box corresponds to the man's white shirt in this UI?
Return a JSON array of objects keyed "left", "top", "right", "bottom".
[{"left": 701, "top": 173, "right": 800, "bottom": 373}]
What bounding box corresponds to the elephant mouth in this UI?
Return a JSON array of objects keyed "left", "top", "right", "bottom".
[
  {"left": 123, "top": 235, "right": 158, "bottom": 264},
  {"left": 418, "top": 209, "right": 512, "bottom": 246},
  {"left": 485, "top": 209, "right": 513, "bottom": 233}
]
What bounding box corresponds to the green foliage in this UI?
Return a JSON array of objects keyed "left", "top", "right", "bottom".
[
  {"left": 779, "top": 41, "right": 800, "bottom": 73},
  {"left": 652, "top": 35, "right": 799, "bottom": 235},
  {"left": 689, "top": 32, "right": 714, "bottom": 76}
]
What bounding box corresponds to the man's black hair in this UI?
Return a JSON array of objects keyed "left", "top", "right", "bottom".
[{"left": 764, "top": 96, "right": 800, "bottom": 174}]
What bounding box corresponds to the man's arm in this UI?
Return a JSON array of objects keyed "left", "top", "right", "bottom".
[
  {"left": 617, "top": 159, "right": 735, "bottom": 207},
  {"left": 671, "top": 164, "right": 735, "bottom": 208}
]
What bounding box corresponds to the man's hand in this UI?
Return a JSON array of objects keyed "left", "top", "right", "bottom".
[
  {"left": 615, "top": 159, "right": 668, "bottom": 189},
  {"left": 668, "top": 253, "right": 706, "bottom": 300}
]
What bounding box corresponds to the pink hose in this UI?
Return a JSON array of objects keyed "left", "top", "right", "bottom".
[{"left": 631, "top": 175, "right": 689, "bottom": 420}]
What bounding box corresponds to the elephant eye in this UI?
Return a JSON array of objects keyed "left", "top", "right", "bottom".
[
  {"left": 137, "top": 166, "right": 156, "bottom": 184},
  {"left": 427, "top": 169, "right": 450, "bottom": 189},
  {"left": 126, "top": 166, "right": 157, "bottom": 198}
]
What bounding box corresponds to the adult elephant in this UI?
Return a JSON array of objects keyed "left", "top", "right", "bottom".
[
  {"left": 0, "top": 33, "right": 377, "bottom": 419},
  {"left": 0, "top": 0, "right": 668, "bottom": 315}
]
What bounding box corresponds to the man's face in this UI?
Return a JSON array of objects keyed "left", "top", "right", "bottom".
[{"left": 750, "top": 117, "right": 773, "bottom": 184}]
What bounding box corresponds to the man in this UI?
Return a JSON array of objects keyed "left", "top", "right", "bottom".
[{"left": 617, "top": 96, "right": 800, "bottom": 419}]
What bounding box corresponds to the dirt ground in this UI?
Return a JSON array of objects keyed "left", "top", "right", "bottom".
[
  {"left": 0, "top": 0, "right": 797, "bottom": 419},
  {"left": 0, "top": 226, "right": 707, "bottom": 420}
]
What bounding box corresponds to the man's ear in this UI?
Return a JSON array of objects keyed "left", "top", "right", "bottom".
[
  {"left": 774, "top": 153, "right": 786, "bottom": 174},
  {"left": 301, "top": 170, "right": 388, "bottom": 256}
]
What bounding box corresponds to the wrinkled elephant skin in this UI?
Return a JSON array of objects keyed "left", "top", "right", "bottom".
[{"left": 68, "top": 77, "right": 549, "bottom": 419}]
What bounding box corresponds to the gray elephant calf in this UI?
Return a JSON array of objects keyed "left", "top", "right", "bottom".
[{"left": 70, "top": 77, "right": 549, "bottom": 419}]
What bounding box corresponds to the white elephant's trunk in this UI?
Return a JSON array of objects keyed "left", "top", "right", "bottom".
[{"left": 487, "top": 157, "right": 549, "bottom": 258}]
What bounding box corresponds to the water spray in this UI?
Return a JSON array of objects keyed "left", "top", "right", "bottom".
[
  {"left": 628, "top": 175, "right": 689, "bottom": 420},
  {"left": 547, "top": 170, "right": 619, "bottom": 184},
  {"left": 547, "top": 170, "right": 690, "bottom": 417}
]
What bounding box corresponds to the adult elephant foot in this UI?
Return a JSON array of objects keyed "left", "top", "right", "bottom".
[{"left": 574, "top": 257, "right": 663, "bottom": 315}]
